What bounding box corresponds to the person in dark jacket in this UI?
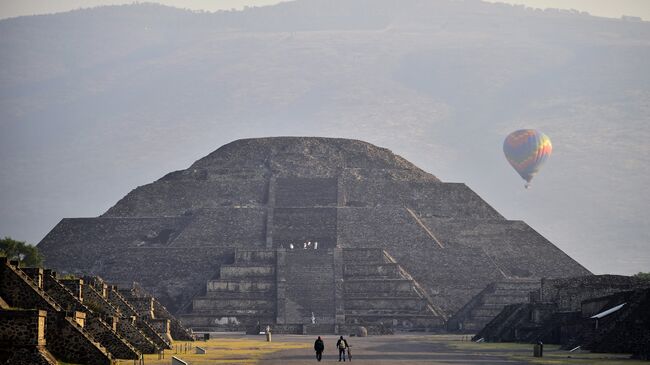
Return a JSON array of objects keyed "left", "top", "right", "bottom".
[
  {"left": 336, "top": 336, "right": 349, "bottom": 361},
  {"left": 314, "top": 336, "right": 325, "bottom": 361}
]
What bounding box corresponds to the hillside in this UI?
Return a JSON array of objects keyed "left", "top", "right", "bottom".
[{"left": 1, "top": 0, "right": 649, "bottom": 274}]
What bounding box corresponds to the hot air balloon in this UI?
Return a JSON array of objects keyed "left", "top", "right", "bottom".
[{"left": 503, "top": 129, "right": 552, "bottom": 189}]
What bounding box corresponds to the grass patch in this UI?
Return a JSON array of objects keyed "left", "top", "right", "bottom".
[{"left": 115, "top": 337, "right": 308, "bottom": 365}]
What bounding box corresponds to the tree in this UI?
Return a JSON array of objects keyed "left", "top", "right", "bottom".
[
  {"left": 634, "top": 272, "right": 650, "bottom": 281},
  {"left": 0, "top": 237, "right": 44, "bottom": 267}
]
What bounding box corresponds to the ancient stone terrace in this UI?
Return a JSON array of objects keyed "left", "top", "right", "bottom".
[
  {"left": 38, "top": 137, "right": 591, "bottom": 332},
  {"left": 180, "top": 247, "right": 445, "bottom": 334},
  {"left": 0, "top": 258, "right": 192, "bottom": 365},
  {"left": 0, "top": 309, "right": 56, "bottom": 365},
  {"left": 473, "top": 275, "right": 650, "bottom": 359}
]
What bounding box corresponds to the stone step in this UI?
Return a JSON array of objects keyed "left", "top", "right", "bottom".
[
  {"left": 234, "top": 250, "right": 276, "bottom": 264},
  {"left": 206, "top": 280, "right": 275, "bottom": 293},
  {"left": 345, "top": 279, "right": 414, "bottom": 294},
  {"left": 342, "top": 249, "right": 385, "bottom": 264},
  {"left": 344, "top": 291, "right": 419, "bottom": 298},
  {"left": 203, "top": 291, "right": 274, "bottom": 299},
  {"left": 185, "top": 307, "right": 275, "bottom": 316},
  {"left": 303, "top": 324, "right": 336, "bottom": 335},
  {"left": 345, "top": 297, "right": 427, "bottom": 311},
  {"left": 179, "top": 314, "right": 275, "bottom": 331},
  {"left": 220, "top": 265, "right": 275, "bottom": 279},
  {"left": 344, "top": 310, "right": 437, "bottom": 317},
  {"left": 344, "top": 263, "right": 400, "bottom": 278},
  {"left": 192, "top": 298, "right": 274, "bottom": 311},
  {"left": 345, "top": 315, "right": 444, "bottom": 326}
]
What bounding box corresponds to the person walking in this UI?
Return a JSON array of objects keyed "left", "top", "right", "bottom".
[
  {"left": 336, "top": 336, "right": 349, "bottom": 361},
  {"left": 314, "top": 336, "right": 324, "bottom": 361}
]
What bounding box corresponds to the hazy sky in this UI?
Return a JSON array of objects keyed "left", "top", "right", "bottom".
[{"left": 1, "top": 0, "right": 649, "bottom": 20}]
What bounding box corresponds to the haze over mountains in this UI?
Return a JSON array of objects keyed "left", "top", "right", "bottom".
[{"left": 1, "top": 0, "right": 648, "bottom": 274}]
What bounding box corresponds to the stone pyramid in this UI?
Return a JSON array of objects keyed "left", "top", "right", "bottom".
[{"left": 38, "top": 137, "right": 590, "bottom": 332}]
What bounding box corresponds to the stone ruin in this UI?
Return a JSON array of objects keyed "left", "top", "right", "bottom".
[
  {"left": 0, "top": 257, "right": 192, "bottom": 365},
  {"left": 474, "top": 275, "right": 650, "bottom": 359},
  {"left": 37, "top": 137, "right": 591, "bottom": 333}
]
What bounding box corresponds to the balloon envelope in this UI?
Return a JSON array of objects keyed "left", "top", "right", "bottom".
[{"left": 503, "top": 129, "right": 552, "bottom": 185}]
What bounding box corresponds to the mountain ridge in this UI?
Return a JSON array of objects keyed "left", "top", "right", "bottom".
[{"left": 1, "top": 0, "right": 649, "bottom": 275}]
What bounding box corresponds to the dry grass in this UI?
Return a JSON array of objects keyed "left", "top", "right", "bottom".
[{"left": 114, "top": 337, "right": 309, "bottom": 365}]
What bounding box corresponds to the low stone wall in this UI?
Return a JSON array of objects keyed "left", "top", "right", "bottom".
[
  {"left": 107, "top": 288, "right": 138, "bottom": 317},
  {"left": 128, "top": 297, "right": 154, "bottom": 319},
  {"left": 85, "top": 315, "right": 139, "bottom": 360},
  {"left": 42, "top": 274, "right": 87, "bottom": 314},
  {"left": 59, "top": 278, "right": 83, "bottom": 301},
  {"left": 540, "top": 275, "right": 650, "bottom": 311},
  {"left": 148, "top": 318, "right": 173, "bottom": 344},
  {"left": 136, "top": 319, "right": 171, "bottom": 349},
  {"left": 116, "top": 318, "right": 158, "bottom": 354},
  {"left": 47, "top": 314, "right": 112, "bottom": 365},
  {"left": 0, "top": 309, "right": 46, "bottom": 347},
  {"left": 83, "top": 284, "right": 120, "bottom": 318}
]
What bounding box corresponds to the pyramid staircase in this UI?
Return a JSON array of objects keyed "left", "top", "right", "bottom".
[
  {"left": 342, "top": 249, "right": 445, "bottom": 331},
  {"left": 180, "top": 250, "right": 277, "bottom": 331}
]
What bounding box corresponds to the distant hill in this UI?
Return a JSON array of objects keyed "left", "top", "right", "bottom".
[{"left": 1, "top": 0, "right": 648, "bottom": 274}]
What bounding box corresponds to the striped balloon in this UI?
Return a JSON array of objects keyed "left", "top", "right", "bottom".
[{"left": 503, "top": 129, "right": 552, "bottom": 188}]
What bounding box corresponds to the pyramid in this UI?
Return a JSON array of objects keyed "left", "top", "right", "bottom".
[{"left": 38, "top": 137, "right": 590, "bottom": 332}]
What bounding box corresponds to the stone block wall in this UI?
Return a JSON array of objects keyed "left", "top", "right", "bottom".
[
  {"left": 103, "top": 177, "right": 268, "bottom": 217},
  {"left": 422, "top": 218, "right": 591, "bottom": 279},
  {"left": 0, "top": 309, "right": 46, "bottom": 347},
  {"left": 540, "top": 275, "right": 650, "bottom": 312},
  {"left": 0, "top": 347, "right": 57, "bottom": 365},
  {"left": 40, "top": 217, "right": 191, "bottom": 270},
  {"left": 275, "top": 177, "right": 338, "bottom": 207},
  {"left": 171, "top": 208, "right": 267, "bottom": 247},
  {"left": 0, "top": 309, "right": 56, "bottom": 365}
]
